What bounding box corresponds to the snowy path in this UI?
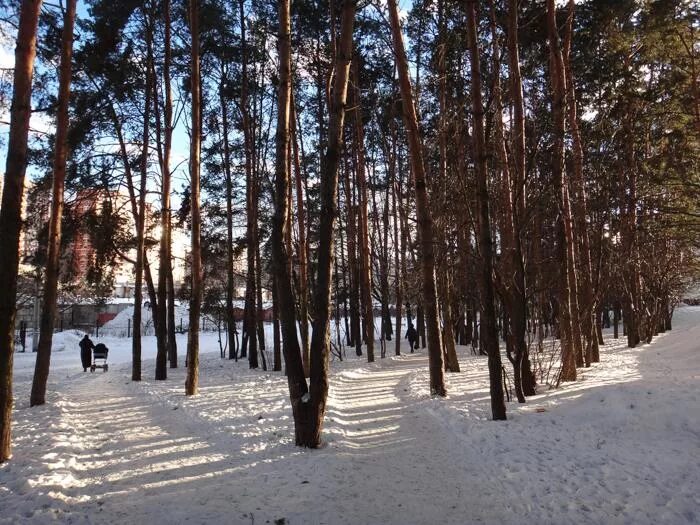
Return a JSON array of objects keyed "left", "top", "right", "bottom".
[{"left": 2, "top": 308, "right": 700, "bottom": 524}]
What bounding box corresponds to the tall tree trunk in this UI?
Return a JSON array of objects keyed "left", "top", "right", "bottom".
[
  {"left": 436, "top": 0, "right": 459, "bottom": 373},
  {"left": 387, "top": 0, "right": 446, "bottom": 396},
  {"left": 506, "top": 0, "right": 536, "bottom": 397},
  {"left": 185, "top": 0, "right": 202, "bottom": 396},
  {"left": 133, "top": 12, "right": 153, "bottom": 383},
  {"left": 563, "top": 0, "right": 597, "bottom": 365},
  {"left": 547, "top": 0, "right": 580, "bottom": 381},
  {"left": 156, "top": 0, "right": 173, "bottom": 378},
  {"left": 240, "top": 0, "right": 258, "bottom": 370},
  {"left": 30, "top": 0, "right": 77, "bottom": 406},
  {"left": 273, "top": 0, "right": 357, "bottom": 448},
  {"left": 352, "top": 60, "right": 374, "bottom": 362},
  {"left": 342, "top": 151, "right": 361, "bottom": 354},
  {"left": 220, "top": 68, "right": 237, "bottom": 362},
  {"left": 290, "top": 92, "right": 310, "bottom": 374},
  {"left": 391, "top": 122, "right": 402, "bottom": 356},
  {"left": 0, "top": 0, "right": 43, "bottom": 463},
  {"left": 304, "top": 0, "right": 358, "bottom": 445},
  {"left": 271, "top": 0, "right": 302, "bottom": 413},
  {"left": 466, "top": 0, "right": 507, "bottom": 420},
  {"left": 490, "top": 0, "right": 525, "bottom": 402}
]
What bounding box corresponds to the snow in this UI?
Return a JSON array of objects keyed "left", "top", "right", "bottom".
[{"left": 2, "top": 307, "right": 699, "bottom": 524}]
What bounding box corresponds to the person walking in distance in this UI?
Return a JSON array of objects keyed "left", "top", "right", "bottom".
[{"left": 79, "top": 334, "right": 95, "bottom": 372}]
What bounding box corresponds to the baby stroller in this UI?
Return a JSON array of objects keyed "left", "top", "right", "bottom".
[{"left": 91, "top": 343, "right": 109, "bottom": 373}]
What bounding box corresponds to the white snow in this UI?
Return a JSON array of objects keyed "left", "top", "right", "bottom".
[{"left": 1, "top": 307, "right": 699, "bottom": 524}]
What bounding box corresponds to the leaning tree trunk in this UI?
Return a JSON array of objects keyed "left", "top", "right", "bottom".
[
  {"left": 272, "top": 0, "right": 357, "bottom": 447},
  {"left": 305, "top": 0, "right": 358, "bottom": 446},
  {"left": 30, "top": 0, "right": 76, "bottom": 407},
  {"left": 185, "top": 0, "right": 202, "bottom": 396},
  {"left": 465, "top": 0, "right": 506, "bottom": 420},
  {"left": 387, "top": 0, "right": 446, "bottom": 396},
  {"left": 0, "top": 0, "right": 43, "bottom": 463}
]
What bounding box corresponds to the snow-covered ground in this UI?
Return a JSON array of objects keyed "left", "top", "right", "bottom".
[{"left": 2, "top": 308, "right": 699, "bottom": 524}]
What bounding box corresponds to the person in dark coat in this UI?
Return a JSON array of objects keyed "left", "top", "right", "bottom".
[
  {"left": 79, "top": 334, "right": 95, "bottom": 372},
  {"left": 405, "top": 323, "right": 418, "bottom": 353}
]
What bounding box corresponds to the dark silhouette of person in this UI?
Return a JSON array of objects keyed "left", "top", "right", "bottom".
[
  {"left": 19, "top": 321, "right": 26, "bottom": 352},
  {"left": 405, "top": 323, "right": 418, "bottom": 353},
  {"left": 79, "top": 334, "right": 95, "bottom": 372}
]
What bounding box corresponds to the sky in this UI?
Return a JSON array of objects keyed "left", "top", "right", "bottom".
[{"left": 0, "top": 0, "right": 415, "bottom": 192}]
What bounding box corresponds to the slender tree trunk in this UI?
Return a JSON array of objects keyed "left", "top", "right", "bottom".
[
  {"left": 133, "top": 13, "right": 153, "bottom": 382},
  {"left": 466, "top": 0, "right": 506, "bottom": 419},
  {"left": 436, "top": 0, "right": 459, "bottom": 374},
  {"left": 490, "top": 0, "right": 524, "bottom": 402},
  {"left": 563, "top": 0, "right": 597, "bottom": 366},
  {"left": 391, "top": 123, "right": 402, "bottom": 356},
  {"left": 185, "top": 0, "right": 202, "bottom": 396},
  {"left": 0, "top": 0, "right": 43, "bottom": 463},
  {"left": 30, "top": 0, "right": 77, "bottom": 406},
  {"left": 239, "top": 0, "right": 258, "bottom": 370},
  {"left": 218, "top": 64, "right": 237, "bottom": 362},
  {"left": 290, "top": 92, "right": 310, "bottom": 374},
  {"left": 343, "top": 152, "right": 361, "bottom": 354},
  {"left": 156, "top": 0, "right": 173, "bottom": 378},
  {"left": 387, "top": 0, "right": 445, "bottom": 396},
  {"left": 352, "top": 60, "right": 374, "bottom": 362},
  {"left": 547, "top": 0, "right": 579, "bottom": 381},
  {"left": 506, "top": 0, "right": 536, "bottom": 397}
]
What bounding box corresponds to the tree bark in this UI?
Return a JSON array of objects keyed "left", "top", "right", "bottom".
[
  {"left": 351, "top": 60, "right": 374, "bottom": 362},
  {"left": 547, "top": 0, "right": 580, "bottom": 381},
  {"left": 506, "top": 0, "right": 536, "bottom": 397},
  {"left": 290, "top": 92, "right": 310, "bottom": 374},
  {"left": 0, "top": 0, "right": 43, "bottom": 463},
  {"left": 436, "top": 0, "right": 459, "bottom": 374},
  {"left": 30, "top": 0, "right": 77, "bottom": 406},
  {"left": 490, "top": 0, "right": 525, "bottom": 402},
  {"left": 304, "top": 0, "right": 358, "bottom": 445},
  {"left": 387, "top": 0, "right": 446, "bottom": 396},
  {"left": 185, "top": 0, "right": 202, "bottom": 396},
  {"left": 240, "top": 0, "right": 258, "bottom": 370},
  {"left": 563, "top": 0, "right": 598, "bottom": 366},
  {"left": 133, "top": 12, "right": 153, "bottom": 383},
  {"left": 466, "top": 0, "right": 506, "bottom": 419},
  {"left": 156, "top": 0, "right": 174, "bottom": 378}
]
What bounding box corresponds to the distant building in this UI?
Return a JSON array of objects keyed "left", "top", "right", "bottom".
[{"left": 68, "top": 188, "right": 187, "bottom": 298}]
